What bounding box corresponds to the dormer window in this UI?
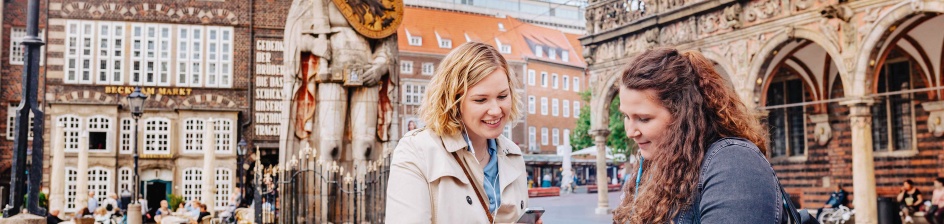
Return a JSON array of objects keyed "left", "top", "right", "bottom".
[
  {"left": 496, "top": 38, "right": 511, "bottom": 54},
  {"left": 406, "top": 29, "right": 422, "bottom": 46},
  {"left": 498, "top": 23, "right": 505, "bottom": 31},
  {"left": 549, "top": 48, "right": 557, "bottom": 60},
  {"left": 562, "top": 50, "right": 569, "bottom": 62},
  {"left": 535, "top": 46, "right": 543, "bottom": 58},
  {"left": 439, "top": 39, "right": 452, "bottom": 48}
]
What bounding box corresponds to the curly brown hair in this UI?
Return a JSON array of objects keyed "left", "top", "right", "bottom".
[{"left": 612, "top": 48, "right": 768, "bottom": 223}]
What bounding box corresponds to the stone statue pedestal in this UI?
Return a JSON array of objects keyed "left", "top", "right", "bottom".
[
  {"left": 127, "top": 204, "right": 143, "bottom": 224},
  {"left": 0, "top": 213, "right": 44, "bottom": 224}
]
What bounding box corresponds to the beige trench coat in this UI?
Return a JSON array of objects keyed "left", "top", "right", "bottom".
[{"left": 385, "top": 128, "right": 530, "bottom": 223}]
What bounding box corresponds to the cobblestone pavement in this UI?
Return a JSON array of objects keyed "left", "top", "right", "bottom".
[{"left": 529, "top": 191, "right": 622, "bottom": 224}]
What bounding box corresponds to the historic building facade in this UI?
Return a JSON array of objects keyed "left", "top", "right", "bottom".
[
  {"left": 35, "top": 0, "right": 254, "bottom": 215},
  {"left": 582, "top": 0, "right": 944, "bottom": 221}
]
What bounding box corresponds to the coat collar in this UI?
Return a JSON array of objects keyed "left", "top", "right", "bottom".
[{"left": 440, "top": 131, "right": 523, "bottom": 156}]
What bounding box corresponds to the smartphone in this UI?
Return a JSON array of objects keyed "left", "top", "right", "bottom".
[{"left": 515, "top": 207, "right": 545, "bottom": 224}]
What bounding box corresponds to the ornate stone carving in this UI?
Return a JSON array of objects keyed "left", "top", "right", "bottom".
[
  {"left": 810, "top": 113, "right": 832, "bottom": 146},
  {"left": 921, "top": 101, "right": 944, "bottom": 137},
  {"left": 57, "top": 1, "right": 240, "bottom": 25},
  {"left": 584, "top": 44, "right": 597, "bottom": 65},
  {"left": 659, "top": 17, "right": 697, "bottom": 46},
  {"left": 699, "top": 4, "right": 741, "bottom": 35},
  {"left": 743, "top": 0, "right": 783, "bottom": 23}
]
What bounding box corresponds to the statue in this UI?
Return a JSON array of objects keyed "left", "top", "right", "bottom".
[{"left": 281, "top": 0, "right": 402, "bottom": 167}]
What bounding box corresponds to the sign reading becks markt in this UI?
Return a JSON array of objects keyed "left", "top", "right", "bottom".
[{"left": 254, "top": 39, "right": 285, "bottom": 137}]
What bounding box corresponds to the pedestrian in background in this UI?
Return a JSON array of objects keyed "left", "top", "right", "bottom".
[
  {"left": 925, "top": 178, "right": 944, "bottom": 224},
  {"left": 385, "top": 42, "right": 537, "bottom": 223},
  {"left": 899, "top": 179, "right": 923, "bottom": 224},
  {"left": 612, "top": 48, "right": 783, "bottom": 223}
]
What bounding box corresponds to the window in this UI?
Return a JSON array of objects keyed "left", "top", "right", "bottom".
[
  {"left": 527, "top": 70, "right": 535, "bottom": 86},
  {"left": 59, "top": 116, "right": 81, "bottom": 152},
  {"left": 182, "top": 168, "right": 203, "bottom": 202},
  {"left": 120, "top": 119, "right": 133, "bottom": 154},
  {"left": 872, "top": 59, "right": 915, "bottom": 152},
  {"left": 528, "top": 126, "right": 536, "bottom": 150},
  {"left": 498, "top": 23, "right": 505, "bottom": 31},
  {"left": 407, "top": 31, "right": 422, "bottom": 46},
  {"left": 573, "top": 77, "right": 580, "bottom": 92},
  {"left": 502, "top": 125, "right": 512, "bottom": 139},
  {"left": 215, "top": 119, "right": 234, "bottom": 153},
  {"left": 182, "top": 118, "right": 205, "bottom": 153},
  {"left": 176, "top": 26, "right": 204, "bottom": 87},
  {"left": 65, "top": 168, "right": 78, "bottom": 212},
  {"left": 553, "top": 128, "right": 560, "bottom": 145},
  {"left": 549, "top": 48, "right": 557, "bottom": 60},
  {"left": 422, "top": 63, "right": 434, "bottom": 75},
  {"left": 6, "top": 102, "right": 34, "bottom": 140},
  {"left": 541, "top": 72, "right": 548, "bottom": 87},
  {"left": 552, "top": 74, "right": 559, "bottom": 89},
  {"left": 541, "top": 127, "right": 548, "bottom": 145},
  {"left": 765, "top": 76, "right": 806, "bottom": 157},
  {"left": 563, "top": 129, "right": 570, "bottom": 145},
  {"left": 205, "top": 27, "right": 234, "bottom": 87},
  {"left": 500, "top": 44, "right": 511, "bottom": 54},
  {"left": 9, "top": 27, "right": 45, "bottom": 65},
  {"left": 88, "top": 167, "right": 112, "bottom": 205},
  {"left": 403, "top": 83, "right": 426, "bottom": 105},
  {"left": 574, "top": 101, "right": 580, "bottom": 117},
  {"left": 461, "top": 0, "right": 474, "bottom": 5},
  {"left": 540, "top": 97, "right": 548, "bottom": 115},
  {"left": 563, "top": 100, "right": 570, "bottom": 118},
  {"left": 563, "top": 76, "right": 570, "bottom": 90},
  {"left": 552, "top": 99, "right": 559, "bottom": 116},
  {"left": 144, "top": 118, "right": 170, "bottom": 154},
  {"left": 87, "top": 116, "right": 112, "bottom": 152},
  {"left": 215, "top": 168, "right": 233, "bottom": 211},
  {"left": 535, "top": 46, "right": 543, "bottom": 58},
  {"left": 439, "top": 39, "right": 452, "bottom": 48},
  {"left": 97, "top": 23, "right": 124, "bottom": 85},
  {"left": 562, "top": 50, "right": 569, "bottom": 62},
  {"left": 65, "top": 21, "right": 94, "bottom": 84},
  {"left": 118, "top": 167, "right": 132, "bottom": 193},
  {"left": 528, "top": 96, "right": 536, "bottom": 114},
  {"left": 400, "top": 61, "right": 413, "bottom": 74}
]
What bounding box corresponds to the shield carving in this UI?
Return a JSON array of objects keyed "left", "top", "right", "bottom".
[{"left": 330, "top": 0, "right": 404, "bottom": 39}]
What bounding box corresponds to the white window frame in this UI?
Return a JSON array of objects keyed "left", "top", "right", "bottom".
[
  {"left": 407, "top": 30, "right": 422, "bottom": 46},
  {"left": 541, "top": 72, "right": 548, "bottom": 87},
  {"left": 400, "top": 61, "right": 413, "bottom": 74},
  {"left": 528, "top": 126, "right": 536, "bottom": 148},
  {"left": 549, "top": 48, "right": 557, "bottom": 60},
  {"left": 181, "top": 118, "right": 205, "bottom": 154},
  {"left": 527, "top": 70, "right": 535, "bottom": 86},
  {"left": 563, "top": 76, "right": 570, "bottom": 90},
  {"left": 541, "top": 127, "right": 548, "bottom": 145},
  {"left": 215, "top": 168, "right": 233, "bottom": 211},
  {"left": 562, "top": 50, "right": 569, "bottom": 62},
  {"left": 502, "top": 125, "right": 512, "bottom": 139},
  {"left": 540, "top": 97, "right": 548, "bottom": 115},
  {"left": 438, "top": 38, "right": 452, "bottom": 49},
  {"left": 87, "top": 167, "right": 112, "bottom": 205},
  {"left": 6, "top": 102, "right": 34, "bottom": 140},
  {"left": 143, "top": 118, "right": 171, "bottom": 154},
  {"left": 403, "top": 83, "right": 426, "bottom": 106},
  {"left": 535, "top": 45, "right": 543, "bottom": 58},
  {"left": 59, "top": 115, "right": 82, "bottom": 152},
  {"left": 528, "top": 96, "right": 535, "bottom": 114},
  {"left": 65, "top": 168, "right": 78, "bottom": 212},
  {"left": 205, "top": 26, "right": 233, "bottom": 88},
  {"left": 552, "top": 99, "right": 559, "bottom": 116},
  {"left": 553, "top": 128, "right": 560, "bottom": 145},
  {"left": 563, "top": 100, "right": 570, "bottom": 118},
  {"left": 574, "top": 101, "right": 580, "bottom": 117},
  {"left": 119, "top": 118, "right": 133, "bottom": 154},
  {"left": 96, "top": 23, "right": 124, "bottom": 85},
  {"left": 86, "top": 116, "right": 114, "bottom": 152},
  {"left": 574, "top": 77, "right": 580, "bottom": 92},
  {"left": 552, "top": 73, "right": 559, "bottom": 89},
  {"left": 422, "top": 62, "right": 434, "bottom": 75},
  {"left": 177, "top": 26, "right": 204, "bottom": 87},
  {"left": 9, "top": 27, "right": 45, "bottom": 65},
  {"left": 500, "top": 44, "right": 511, "bottom": 54},
  {"left": 215, "top": 119, "right": 234, "bottom": 154},
  {"left": 118, "top": 167, "right": 132, "bottom": 193},
  {"left": 65, "top": 21, "right": 95, "bottom": 84},
  {"left": 182, "top": 168, "right": 203, "bottom": 202}
]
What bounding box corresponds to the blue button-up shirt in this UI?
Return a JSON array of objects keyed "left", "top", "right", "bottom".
[{"left": 463, "top": 133, "right": 501, "bottom": 214}]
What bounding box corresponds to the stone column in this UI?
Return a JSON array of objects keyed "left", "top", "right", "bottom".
[
  {"left": 75, "top": 129, "right": 90, "bottom": 211},
  {"left": 591, "top": 129, "right": 611, "bottom": 215},
  {"left": 48, "top": 123, "right": 65, "bottom": 212},
  {"left": 202, "top": 119, "right": 217, "bottom": 212},
  {"left": 317, "top": 83, "right": 347, "bottom": 162},
  {"left": 842, "top": 99, "right": 878, "bottom": 224}
]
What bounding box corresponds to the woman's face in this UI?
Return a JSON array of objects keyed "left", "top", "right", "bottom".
[
  {"left": 619, "top": 87, "right": 673, "bottom": 159},
  {"left": 934, "top": 181, "right": 942, "bottom": 188},
  {"left": 460, "top": 69, "right": 511, "bottom": 141},
  {"left": 408, "top": 121, "right": 416, "bottom": 130}
]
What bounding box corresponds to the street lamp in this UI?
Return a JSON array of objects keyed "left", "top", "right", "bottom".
[
  {"left": 128, "top": 86, "right": 148, "bottom": 204},
  {"left": 237, "top": 138, "right": 248, "bottom": 205}
]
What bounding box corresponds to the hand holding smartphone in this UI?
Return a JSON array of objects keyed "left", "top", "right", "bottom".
[{"left": 515, "top": 207, "right": 545, "bottom": 224}]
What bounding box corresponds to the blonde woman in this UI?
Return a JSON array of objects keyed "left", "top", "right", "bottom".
[{"left": 385, "top": 42, "right": 537, "bottom": 223}]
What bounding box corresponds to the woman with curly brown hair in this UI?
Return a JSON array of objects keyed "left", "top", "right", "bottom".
[{"left": 612, "top": 48, "right": 783, "bottom": 223}]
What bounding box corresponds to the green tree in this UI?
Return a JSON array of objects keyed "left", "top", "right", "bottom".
[{"left": 570, "top": 91, "right": 636, "bottom": 160}]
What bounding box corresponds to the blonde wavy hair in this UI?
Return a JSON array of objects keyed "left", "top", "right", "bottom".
[{"left": 419, "top": 42, "right": 522, "bottom": 136}]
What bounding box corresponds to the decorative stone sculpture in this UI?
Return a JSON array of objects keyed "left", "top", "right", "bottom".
[
  {"left": 281, "top": 0, "right": 402, "bottom": 166},
  {"left": 921, "top": 101, "right": 944, "bottom": 137},
  {"left": 809, "top": 113, "right": 832, "bottom": 146}
]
